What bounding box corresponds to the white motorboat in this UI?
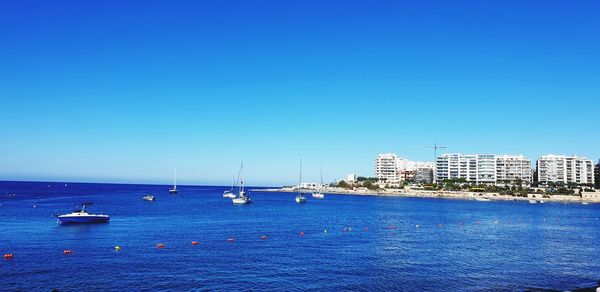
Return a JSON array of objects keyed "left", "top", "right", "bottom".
[
  {"left": 232, "top": 163, "right": 251, "bottom": 204},
  {"left": 143, "top": 195, "right": 155, "bottom": 201},
  {"left": 529, "top": 200, "right": 538, "bottom": 204},
  {"left": 55, "top": 203, "right": 109, "bottom": 224},
  {"left": 475, "top": 197, "right": 491, "bottom": 202}
]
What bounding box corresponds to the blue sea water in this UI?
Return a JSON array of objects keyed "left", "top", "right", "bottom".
[{"left": 1, "top": 181, "right": 599, "bottom": 291}]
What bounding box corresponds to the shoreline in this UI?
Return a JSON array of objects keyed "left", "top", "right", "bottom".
[{"left": 253, "top": 188, "right": 600, "bottom": 204}]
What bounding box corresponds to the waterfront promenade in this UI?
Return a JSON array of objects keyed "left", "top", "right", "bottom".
[{"left": 257, "top": 187, "right": 600, "bottom": 203}]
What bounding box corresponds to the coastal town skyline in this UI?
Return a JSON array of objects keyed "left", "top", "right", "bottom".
[{"left": 1, "top": 1, "right": 599, "bottom": 186}]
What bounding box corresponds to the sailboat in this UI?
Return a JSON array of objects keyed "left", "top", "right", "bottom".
[
  {"left": 169, "top": 165, "right": 177, "bottom": 193},
  {"left": 295, "top": 160, "right": 307, "bottom": 203},
  {"left": 223, "top": 174, "right": 236, "bottom": 198},
  {"left": 232, "top": 163, "right": 251, "bottom": 204},
  {"left": 312, "top": 166, "right": 325, "bottom": 199}
]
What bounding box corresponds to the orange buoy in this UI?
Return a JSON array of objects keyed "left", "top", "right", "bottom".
[
  {"left": 4, "top": 253, "right": 13, "bottom": 260},
  {"left": 227, "top": 238, "right": 235, "bottom": 242},
  {"left": 63, "top": 249, "right": 72, "bottom": 255},
  {"left": 260, "top": 235, "right": 268, "bottom": 240},
  {"left": 299, "top": 232, "right": 305, "bottom": 236},
  {"left": 156, "top": 243, "right": 165, "bottom": 249},
  {"left": 191, "top": 241, "right": 199, "bottom": 245}
]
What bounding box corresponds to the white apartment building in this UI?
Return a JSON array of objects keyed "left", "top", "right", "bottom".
[
  {"left": 496, "top": 155, "right": 532, "bottom": 184},
  {"left": 375, "top": 153, "right": 434, "bottom": 183},
  {"left": 436, "top": 153, "right": 532, "bottom": 185},
  {"left": 536, "top": 154, "right": 594, "bottom": 185},
  {"left": 375, "top": 153, "right": 400, "bottom": 183}
]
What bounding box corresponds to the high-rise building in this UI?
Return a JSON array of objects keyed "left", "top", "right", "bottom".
[
  {"left": 375, "top": 153, "right": 400, "bottom": 183},
  {"left": 496, "top": 155, "right": 533, "bottom": 185},
  {"left": 595, "top": 160, "right": 599, "bottom": 189},
  {"left": 536, "top": 154, "right": 594, "bottom": 185},
  {"left": 415, "top": 167, "right": 434, "bottom": 184},
  {"left": 375, "top": 153, "right": 433, "bottom": 183},
  {"left": 436, "top": 154, "right": 532, "bottom": 185},
  {"left": 436, "top": 154, "right": 483, "bottom": 183}
]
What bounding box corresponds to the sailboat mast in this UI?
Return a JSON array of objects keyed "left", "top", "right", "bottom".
[
  {"left": 174, "top": 165, "right": 177, "bottom": 189},
  {"left": 298, "top": 159, "right": 303, "bottom": 194},
  {"left": 240, "top": 162, "right": 244, "bottom": 194}
]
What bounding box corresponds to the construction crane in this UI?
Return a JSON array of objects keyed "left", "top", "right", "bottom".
[{"left": 428, "top": 143, "right": 448, "bottom": 162}]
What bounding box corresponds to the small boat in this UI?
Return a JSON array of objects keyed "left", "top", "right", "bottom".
[
  {"left": 232, "top": 163, "right": 251, "bottom": 204},
  {"left": 55, "top": 203, "right": 109, "bottom": 224},
  {"left": 232, "top": 191, "right": 251, "bottom": 204},
  {"left": 169, "top": 165, "right": 178, "bottom": 193},
  {"left": 475, "top": 197, "right": 491, "bottom": 202},
  {"left": 295, "top": 194, "right": 307, "bottom": 203},
  {"left": 312, "top": 192, "right": 324, "bottom": 199},
  {"left": 312, "top": 166, "right": 325, "bottom": 199},
  {"left": 223, "top": 174, "right": 236, "bottom": 198},
  {"left": 582, "top": 202, "right": 590, "bottom": 205},
  {"left": 143, "top": 195, "right": 155, "bottom": 201},
  {"left": 295, "top": 160, "right": 307, "bottom": 204},
  {"left": 529, "top": 200, "right": 538, "bottom": 204},
  {"left": 539, "top": 200, "right": 546, "bottom": 204}
]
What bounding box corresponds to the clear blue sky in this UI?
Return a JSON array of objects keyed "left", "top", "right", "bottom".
[{"left": 0, "top": 0, "right": 598, "bottom": 186}]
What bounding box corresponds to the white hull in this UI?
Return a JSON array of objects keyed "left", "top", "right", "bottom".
[
  {"left": 232, "top": 197, "right": 251, "bottom": 204},
  {"left": 312, "top": 193, "right": 325, "bottom": 199},
  {"left": 295, "top": 196, "right": 307, "bottom": 203}
]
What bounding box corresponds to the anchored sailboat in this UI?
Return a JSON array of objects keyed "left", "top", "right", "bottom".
[
  {"left": 223, "top": 174, "right": 236, "bottom": 198},
  {"left": 232, "top": 163, "right": 251, "bottom": 204},
  {"left": 169, "top": 165, "right": 177, "bottom": 193},
  {"left": 295, "top": 160, "right": 307, "bottom": 203},
  {"left": 312, "top": 166, "right": 325, "bottom": 199}
]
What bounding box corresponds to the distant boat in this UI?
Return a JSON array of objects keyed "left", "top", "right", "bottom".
[
  {"left": 55, "top": 202, "right": 109, "bottom": 224},
  {"left": 539, "top": 200, "right": 546, "bottom": 204},
  {"left": 529, "top": 200, "right": 538, "bottom": 204},
  {"left": 295, "top": 160, "right": 307, "bottom": 204},
  {"left": 143, "top": 194, "right": 155, "bottom": 202},
  {"left": 312, "top": 166, "right": 325, "bottom": 199},
  {"left": 475, "top": 197, "right": 491, "bottom": 202},
  {"left": 232, "top": 163, "right": 251, "bottom": 204},
  {"left": 582, "top": 202, "right": 590, "bottom": 205},
  {"left": 169, "top": 165, "right": 177, "bottom": 193},
  {"left": 223, "top": 174, "right": 236, "bottom": 198}
]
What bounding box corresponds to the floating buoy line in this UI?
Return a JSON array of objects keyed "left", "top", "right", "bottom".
[{"left": 2, "top": 220, "right": 594, "bottom": 261}]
